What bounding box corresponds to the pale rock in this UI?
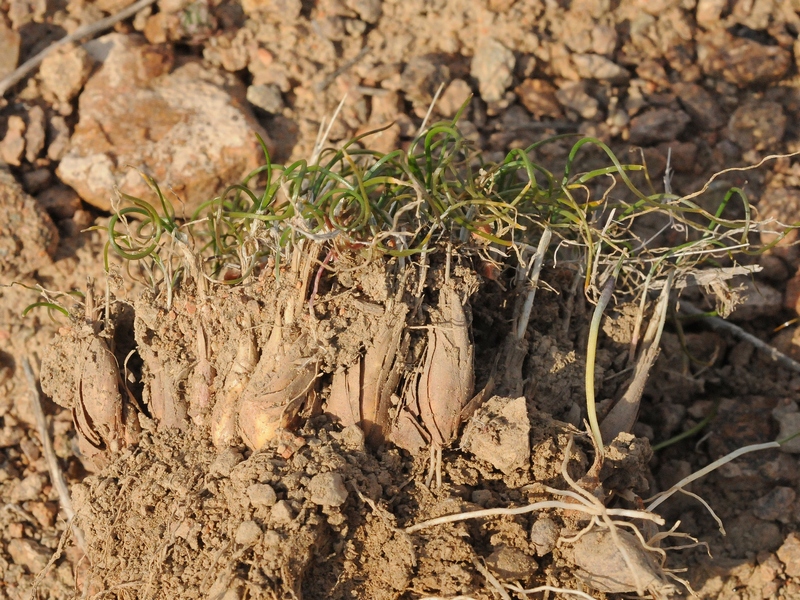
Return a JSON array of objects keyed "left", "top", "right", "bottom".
[
  {"left": 516, "top": 79, "right": 561, "bottom": 118},
  {"left": 0, "top": 19, "right": 20, "bottom": 80},
  {"left": 773, "top": 402, "right": 800, "bottom": 453},
  {"left": 247, "top": 483, "right": 277, "bottom": 508},
  {"left": 307, "top": 472, "right": 348, "bottom": 507},
  {"left": 0, "top": 168, "right": 58, "bottom": 278},
  {"left": 697, "top": 29, "right": 791, "bottom": 88},
  {"left": 778, "top": 533, "right": 800, "bottom": 578},
  {"left": 572, "top": 54, "right": 630, "bottom": 83},
  {"left": 437, "top": 79, "right": 472, "bottom": 118},
  {"left": 25, "top": 105, "right": 46, "bottom": 163},
  {"left": 39, "top": 43, "right": 94, "bottom": 103},
  {"left": 11, "top": 473, "right": 45, "bottom": 502},
  {"left": 555, "top": 82, "right": 598, "bottom": 120},
  {"left": 727, "top": 101, "right": 786, "bottom": 152},
  {"left": 57, "top": 34, "right": 271, "bottom": 215},
  {"left": 234, "top": 520, "right": 261, "bottom": 546},
  {"left": 345, "top": 0, "right": 382, "bottom": 23},
  {"left": 485, "top": 545, "right": 537, "bottom": 580},
  {"left": 47, "top": 115, "right": 71, "bottom": 161},
  {"left": 530, "top": 516, "right": 559, "bottom": 556},
  {"left": 247, "top": 84, "right": 284, "bottom": 114},
  {"left": 7, "top": 539, "right": 50, "bottom": 573},
  {"left": 471, "top": 38, "right": 515, "bottom": 103},
  {"left": 270, "top": 499, "right": 294, "bottom": 524},
  {"left": 754, "top": 487, "right": 796, "bottom": 523},
  {"left": 0, "top": 115, "right": 26, "bottom": 166},
  {"left": 696, "top": 0, "right": 729, "bottom": 28},
  {"left": 461, "top": 396, "right": 530, "bottom": 475}
]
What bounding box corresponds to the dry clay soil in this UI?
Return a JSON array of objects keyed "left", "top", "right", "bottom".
[{"left": 5, "top": 0, "right": 800, "bottom": 599}]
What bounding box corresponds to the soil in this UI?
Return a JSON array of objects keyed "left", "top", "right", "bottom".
[{"left": 3, "top": 1, "right": 800, "bottom": 599}]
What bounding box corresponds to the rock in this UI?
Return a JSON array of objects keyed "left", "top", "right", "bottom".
[
  {"left": 530, "top": 516, "right": 559, "bottom": 556},
  {"left": 209, "top": 448, "right": 243, "bottom": 477},
  {"left": 753, "top": 487, "right": 796, "bottom": 523},
  {"left": 234, "top": 520, "right": 262, "bottom": 546},
  {"left": 270, "top": 499, "right": 294, "bottom": 524},
  {"left": 345, "top": 0, "right": 381, "bottom": 23},
  {"left": 727, "top": 513, "right": 783, "bottom": 556},
  {"left": 485, "top": 545, "right": 537, "bottom": 580},
  {"left": 0, "top": 18, "right": 20, "bottom": 80},
  {"left": 7, "top": 538, "right": 50, "bottom": 573},
  {"left": 11, "top": 473, "right": 44, "bottom": 502},
  {"left": 25, "top": 105, "right": 46, "bottom": 163},
  {"left": 629, "top": 108, "right": 690, "bottom": 145},
  {"left": 696, "top": 0, "right": 728, "bottom": 28},
  {"left": 0, "top": 115, "right": 26, "bottom": 166},
  {"left": 727, "top": 279, "right": 782, "bottom": 321},
  {"left": 0, "top": 168, "right": 58, "bottom": 278},
  {"left": 471, "top": 38, "right": 515, "bottom": 103},
  {"left": 242, "top": 0, "right": 301, "bottom": 20},
  {"left": 47, "top": 115, "right": 71, "bottom": 161},
  {"left": 568, "top": 529, "right": 669, "bottom": 594},
  {"left": 772, "top": 402, "right": 800, "bottom": 453},
  {"left": 437, "top": 79, "right": 472, "bottom": 118},
  {"left": 400, "top": 56, "right": 450, "bottom": 107},
  {"left": 247, "top": 483, "right": 277, "bottom": 508},
  {"left": 777, "top": 533, "right": 800, "bottom": 578},
  {"left": 203, "top": 29, "right": 252, "bottom": 73},
  {"left": 727, "top": 101, "right": 786, "bottom": 152},
  {"left": 460, "top": 396, "right": 530, "bottom": 475},
  {"left": 246, "top": 84, "right": 284, "bottom": 114},
  {"left": 674, "top": 82, "right": 725, "bottom": 130},
  {"left": 307, "top": 472, "right": 348, "bottom": 507},
  {"left": 39, "top": 43, "right": 94, "bottom": 104},
  {"left": 555, "top": 82, "right": 599, "bottom": 119},
  {"left": 340, "top": 423, "right": 365, "bottom": 450},
  {"left": 56, "top": 34, "right": 271, "bottom": 215},
  {"left": 572, "top": 54, "right": 629, "bottom": 83},
  {"left": 37, "top": 185, "right": 82, "bottom": 220},
  {"left": 516, "top": 79, "right": 562, "bottom": 119},
  {"left": 698, "top": 29, "right": 791, "bottom": 88}
]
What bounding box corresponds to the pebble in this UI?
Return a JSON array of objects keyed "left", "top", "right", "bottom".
[
  {"left": 246, "top": 83, "right": 285, "bottom": 114},
  {"left": 727, "top": 101, "right": 786, "bottom": 152},
  {"left": 530, "top": 516, "right": 559, "bottom": 556},
  {"left": 471, "top": 38, "right": 515, "bottom": 104},
  {"left": 555, "top": 81, "right": 599, "bottom": 119},
  {"left": 485, "top": 545, "right": 538, "bottom": 580},
  {"left": 270, "top": 499, "right": 294, "bottom": 524},
  {"left": 0, "top": 18, "right": 20, "bottom": 80},
  {"left": 345, "top": 0, "right": 382, "bottom": 23},
  {"left": 460, "top": 396, "right": 530, "bottom": 475},
  {"left": 247, "top": 483, "right": 277, "bottom": 508},
  {"left": 696, "top": 0, "right": 728, "bottom": 28},
  {"left": 515, "top": 79, "right": 562, "bottom": 118},
  {"left": 7, "top": 538, "right": 50, "bottom": 574},
  {"left": 674, "top": 82, "right": 724, "bottom": 130},
  {"left": 628, "top": 108, "right": 690, "bottom": 145},
  {"left": 209, "top": 448, "right": 243, "bottom": 477},
  {"left": 47, "top": 115, "right": 71, "bottom": 161},
  {"left": 572, "top": 54, "right": 629, "bottom": 84},
  {"left": 753, "top": 487, "right": 796, "bottom": 523},
  {"left": 697, "top": 29, "right": 791, "bottom": 88},
  {"left": 36, "top": 185, "right": 82, "bottom": 220},
  {"left": 11, "top": 473, "right": 45, "bottom": 502},
  {"left": 39, "top": 43, "right": 94, "bottom": 104},
  {"left": 0, "top": 115, "right": 26, "bottom": 166},
  {"left": 399, "top": 56, "right": 450, "bottom": 107},
  {"left": 777, "top": 533, "right": 800, "bottom": 578},
  {"left": 437, "top": 79, "right": 472, "bottom": 118},
  {"left": 25, "top": 105, "right": 46, "bottom": 164},
  {"left": 772, "top": 402, "right": 800, "bottom": 454},
  {"left": 56, "top": 34, "right": 270, "bottom": 215},
  {"left": 234, "top": 520, "right": 262, "bottom": 546},
  {"left": 307, "top": 472, "right": 348, "bottom": 507},
  {"left": 339, "top": 423, "right": 365, "bottom": 451}
]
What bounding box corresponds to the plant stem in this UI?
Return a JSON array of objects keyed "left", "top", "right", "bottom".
[{"left": 586, "top": 275, "right": 616, "bottom": 455}]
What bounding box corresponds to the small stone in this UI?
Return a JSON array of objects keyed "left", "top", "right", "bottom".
[
  {"left": 674, "top": 82, "right": 724, "bottom": 130},
  {"left": 696, "top": 0, "right": 728, "bottom": 28},
  {"left": 340, "top": 423, "right": 365, "bottom": 451},
  {"left": 698, "top": 29, "right": 791, "bottom": 88},
  {"left": 47, "top": 115, "right": 71, "bottom": 161},
  {"left": 778, "top": 533, "right": 800, "bottom": 578},
  {"left": 270, "top": 499, "right": 294, "bottom": 524},
  {"left": 727, "top": 101, "right": 786, "bottom": 152},
  {"left": 772, "top": 404, "right": 800, "bottom": 453},
  {"left": 400, "top": 56, "right": 450, "bottom": 107},
  {"left": 555, "top": 82, "right": 598, "bottom": 119},
  {"left": 11, "top": 473, "right": 45, "bottom": 502},
  {"left": 234, "top": 520, "right": 262, "bottom": 546},
  {"left": 516, "top": 79, "right": 562, "bottom": 119},
  {"left": 25, "top": 105, "right": 46, "bottom": 164},
  {"left": 209, "top": 448, "right": 243, "bottom": 477},
  {"left": 530, "top": 516, "right": 559, "bottom": 556},
  {"left": 754, "top": 487, "right": 796, "bottom": 523},
  {"left": 0, "top": 19, "right": 20, "bottom": 80},
  {"left": 572, "top": 54, "right": 629, "bottom": 83},
  {"left": 39, "top": 43, "right": 93, "bottom": 104},
  {"left": 7, "top": 538, "right": 50, "bottom": 573},
  {"left": 727, "top": 279, "right": 782, "bottom": 321},
  {"left": 485, "top": 545, "right": 538, "bottom": 580},
  {"left": 307, "top": 472, "right": 348, "bottom": 507},
  {"left": 345, "top": 0, "right": 381, "bottom": 23},
  {"left": 1, "top": 115, "right": 26, "bottom": 166},
  {"left": 37, "top": 185, "right": 82, "bottom": 220},
  {"left": 629, "top": 108, "right": 690, "bottom": 145},
  {"left": 247, "top": 483, "right": 277, "bottom": 508},
  {"left": 27, "top": 501, "right": 58, "bottom": 528},
  {"left": 461, "top": 396, "right": 530, "bottom": 475},
  {"left": 471, "top": 489, "right": 493, "bottom": 507},
  {"left": 471, "top": 38, "right": 515, "bottom": 103},
  {"left": 246, "top": 84, "right": 284, "bottom": 114},
  {"left": 437, "top": 79, "right": 472, "bottom": 118}
]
